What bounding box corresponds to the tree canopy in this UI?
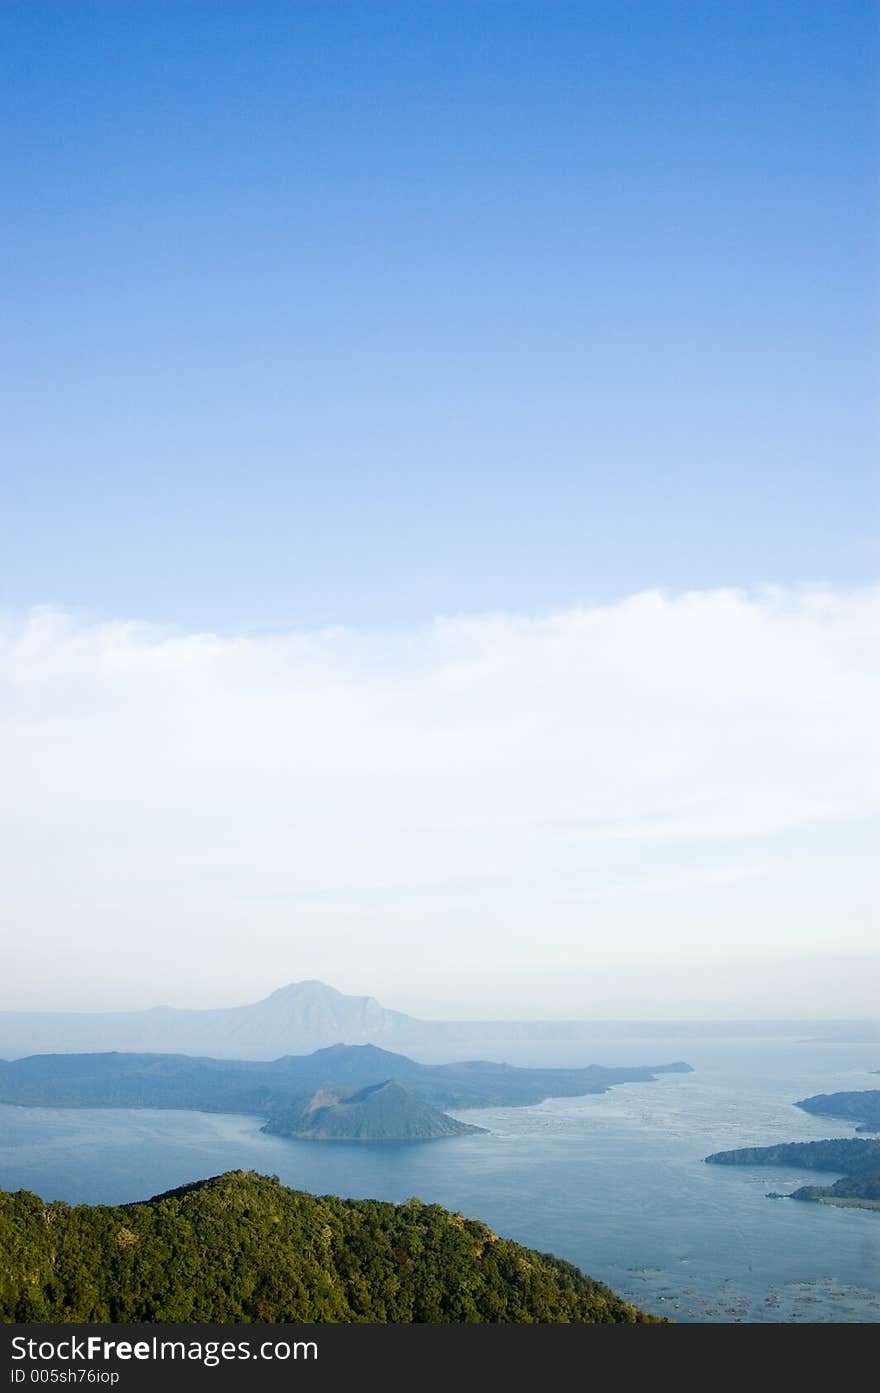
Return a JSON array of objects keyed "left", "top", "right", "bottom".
[{"left": 1, "top": 1170, "right": 660, "bottom": 1324}]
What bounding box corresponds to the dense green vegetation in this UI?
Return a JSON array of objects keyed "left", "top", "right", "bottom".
[
  {"left": 0, "top": 1045, "right": 692, "bottom": 1141},
  {"left": 0, "top": 1171, "right": 660, "bottom": 1323},
  {"left": 795, "top": 1089, "right": 880, "bottom": 1134},
  {"left": 265, "top": 1080, "right": 485, "bottom": 1141},
  {"left": 790, "top": 1173, "right": 880, "bottom": 1207},
  {"left": 705, "top": 1138, "right": 880, "bottom": 1210}
]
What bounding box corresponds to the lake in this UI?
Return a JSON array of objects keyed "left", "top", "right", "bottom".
[{"left": 1, "top": 1034, "right": 878, "bottom": 1322}]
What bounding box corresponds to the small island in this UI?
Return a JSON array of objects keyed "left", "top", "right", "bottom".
[
  {"left": 704, "top": 1138, "right": 880, "bottom": 1211},
  {"left": 263, "top": 1080, "right": 486, "bottom": 1142}
]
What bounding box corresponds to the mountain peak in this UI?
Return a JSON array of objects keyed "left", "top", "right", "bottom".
[{"left": 266, "top": 980, "right": 343, "bottom": 1001}]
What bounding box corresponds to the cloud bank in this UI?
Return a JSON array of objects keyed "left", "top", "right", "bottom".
[{"left": 1, "top": 585, "right": 877, "bottom": 1014}]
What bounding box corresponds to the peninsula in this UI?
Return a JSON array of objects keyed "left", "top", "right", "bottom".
[
  {"left": 795, "top": 1089, "right": 880, "bottom": 1134},
  {"left": 705, "top": 1138, "right": 880, "bottom": 1211}
]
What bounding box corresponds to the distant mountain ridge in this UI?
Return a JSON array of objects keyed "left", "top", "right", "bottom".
[
  {"left": 0, "top": 981, "right": 415, "bottom": 1061},
  {"left": 0, "top": 978, "right": 868, "bottom": 1061}
]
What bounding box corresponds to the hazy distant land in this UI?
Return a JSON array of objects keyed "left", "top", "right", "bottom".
[
  {"left": 0, "top": 979, "right": 874, "bottom": 1062},
  {"left": 805, "top": 1028, "right": 880, "bottom": 1045}
]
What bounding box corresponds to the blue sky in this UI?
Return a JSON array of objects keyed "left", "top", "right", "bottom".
[
  {"left": 1, "top": 0, "right": 876, "bottom": 628},
  {"left": 0, "top": 3, "right": 877, "bottom": 1016}
]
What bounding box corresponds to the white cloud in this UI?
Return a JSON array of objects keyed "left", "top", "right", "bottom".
[{"left": 0, "top": 585, "right": 877, "bottom": 1013}]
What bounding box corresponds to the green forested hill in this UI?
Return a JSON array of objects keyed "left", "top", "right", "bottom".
[{"left": 0, "top": 1171, "right": 659, "bottom": 1323}]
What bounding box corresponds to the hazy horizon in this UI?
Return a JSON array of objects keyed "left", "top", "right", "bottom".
[{"left": 2, "top": 969, "right": 879, "bottom": 1025}]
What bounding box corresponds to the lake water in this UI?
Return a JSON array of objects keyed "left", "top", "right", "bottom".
[{"left": 1, "top": 1034, "right": 879, "bottom": 1322}]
